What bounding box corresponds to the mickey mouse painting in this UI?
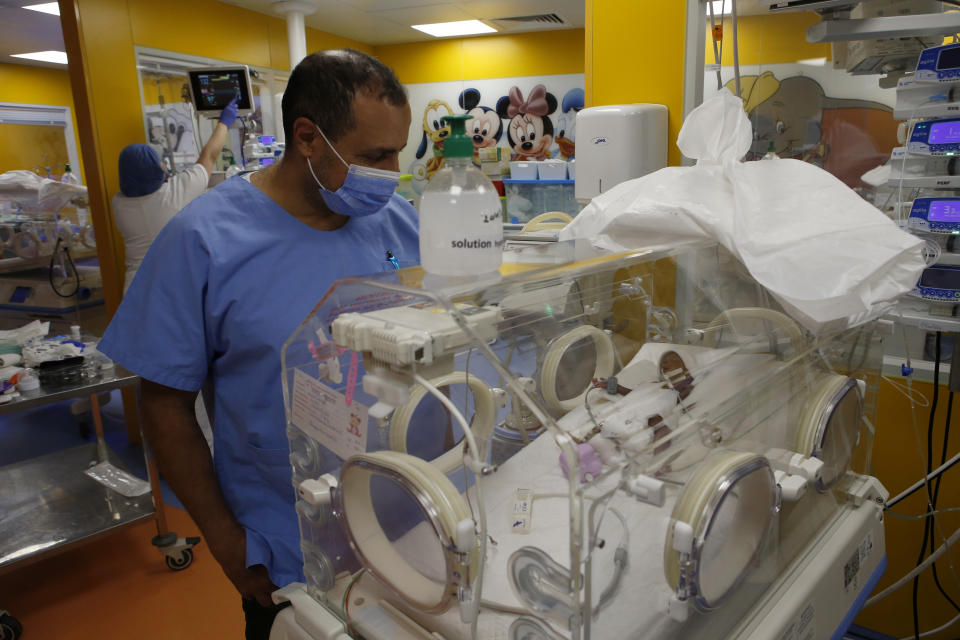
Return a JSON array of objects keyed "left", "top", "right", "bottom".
[
  {"left": 459, "top": 88, "right": 503, "bottom": 164},
  {"left": 416, "top": 99, "right": 454, "bottom": 179},
  {"left": 497, "top": 84, "right": 558, "bottom": 161}
]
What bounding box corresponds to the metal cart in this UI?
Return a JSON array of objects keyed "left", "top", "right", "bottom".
[{"left": 0, "top": 368, "right": 200, "bottom": 640}]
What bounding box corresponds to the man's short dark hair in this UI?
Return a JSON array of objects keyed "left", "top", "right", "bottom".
[{"left": 282, "top": 49, "right": 407, "bottom": 143}]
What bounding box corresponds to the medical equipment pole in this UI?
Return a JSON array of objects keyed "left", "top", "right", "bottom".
[{"left": 273, "top": 1, "right": 316, "bottom": 71}]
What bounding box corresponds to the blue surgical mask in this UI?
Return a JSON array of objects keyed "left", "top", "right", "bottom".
[{"left": 307, "top": 125, "right": 400, "bottom": 217}]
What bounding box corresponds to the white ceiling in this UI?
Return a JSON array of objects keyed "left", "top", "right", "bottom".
[
  {"left": 0, "top": 0, "right": 797, "bottom": 74},
  {"left": 218, "top": 0, "right": 586, "bottom": 46},
  {"left": 0, "top": 0, "right": 67, "bottom": 70}
]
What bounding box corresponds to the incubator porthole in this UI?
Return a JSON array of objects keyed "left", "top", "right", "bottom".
[
  {"left": 335, "top": 451, "right": 476, "bottom": 613},
  {"left": 538, "top": 325, "right": 615, "bottom": 414},
  {"left": 663, "top": 451, "right": 779, "bottom": 611},
  {"left": 794, "top": 375, "right": 862, "bottom": 491},
  {"left": 388, "top": 371, "right": 495, "bottom": 474}
]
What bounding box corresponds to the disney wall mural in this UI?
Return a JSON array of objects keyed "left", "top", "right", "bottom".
[
  {"left": 402, "top": 73, "right": 585, "bottom": 193},
  {"left": 704, "top": 65, "right": 897, "bottom": 189}
]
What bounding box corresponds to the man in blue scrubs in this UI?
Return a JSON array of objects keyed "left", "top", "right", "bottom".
[{"left": 98, "top": 49, "right": 419, "bottom": 639}]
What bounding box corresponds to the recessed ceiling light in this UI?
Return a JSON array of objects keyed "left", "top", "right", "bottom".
[
  {"left": 22, "top": 2, "right": 60, "bottom": 16},
  {"left": 411, "top": 20, "right": 496, "bottom": 38},
  {"left": 705, "top": 1, "right": 732, "bottom": 15},
  {"left": 11, "top": 50, "right": 68, "bottom": 64},
  {"left": 798, "top": 57, "right": 828, "bottom": 66}
]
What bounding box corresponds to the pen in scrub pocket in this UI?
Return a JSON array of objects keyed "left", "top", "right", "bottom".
[{"left": 386, "top": 250, "right": 400, "bottom": 270}]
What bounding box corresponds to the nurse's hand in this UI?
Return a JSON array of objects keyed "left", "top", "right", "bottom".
[
  {"left": 219, "top": 96, "right": 240, "bottom": 127},
  {"left": 211, "top": 524, "right": 277, "bottom": 607}
]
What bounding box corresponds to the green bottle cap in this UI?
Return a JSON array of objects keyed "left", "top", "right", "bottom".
[{"left": 440, "top": 114, "right": 474, "bottom": 159}]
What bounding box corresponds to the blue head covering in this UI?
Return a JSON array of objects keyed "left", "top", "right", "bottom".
[{"left": 118, "top": 144, "right": 165, "bottom": 197}]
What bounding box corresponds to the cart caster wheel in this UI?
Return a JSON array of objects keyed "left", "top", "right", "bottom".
[
  {"left": 165, "top": 548, "right": 193, "bottom": 571},
  {"left": 0, "top": 612, "right": 22, "bottom": 640}
]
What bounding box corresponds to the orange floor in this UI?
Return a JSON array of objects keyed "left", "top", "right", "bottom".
[{"left": 0, "top": 506, "right": 244, "bottom": 639}]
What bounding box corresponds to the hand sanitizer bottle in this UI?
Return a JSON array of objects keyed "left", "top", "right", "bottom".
[{"left": 419, "top": 114, "right": 503, "bottom": 278}]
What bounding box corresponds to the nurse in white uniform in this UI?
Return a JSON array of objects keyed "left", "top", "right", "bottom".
[{"left": 113, "top": 97, "right": 239, "bottom": 293}]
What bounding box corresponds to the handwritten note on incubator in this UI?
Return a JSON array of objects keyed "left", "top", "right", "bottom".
[{"left": 292, "top": 368, "right": 368, "bottom": 461}]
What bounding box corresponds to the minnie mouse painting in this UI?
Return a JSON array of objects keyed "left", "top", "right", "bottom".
[{"left": 496, "top": 84, "right": 558, "bottom": 161}]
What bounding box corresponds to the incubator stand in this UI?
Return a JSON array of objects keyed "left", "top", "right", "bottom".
[{"left": 277, "top": 240, "right": 888, "bottom": 640}]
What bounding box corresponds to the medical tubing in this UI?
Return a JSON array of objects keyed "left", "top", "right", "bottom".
[
  {"left": 888, "top": 506, "right": 960, "bottom": 521},
  {"left": 239, "top": 117, "right": 247, "bottom": 167},
  {"left": 412, "top": 373, "right": 487, "bottom": 638},
  {"left": 899, "top": 611, "right": 960, "bottom": 640},
  {"left": 887, "top": 449, "right": 960, "bottom": 508},
  {"left": 865, "top": 525, "right": 960, "bottom": 607},
  {"left": 49, "top": 237, "right": 80, "bottom": 298},
  {"left": 883, "top": 375, "right": 931, "bottom": 408},
  {"left": 929, "top": 392, "right": 960, "bottom": 613},
  {"left": 731, "top": 0, "right": 741, "bottom": 98},
  {"left": 912, "top": 332, "right": 942, "bottom": 638},
  {"left": 708, "top": 0, "right": 722, "bottom": 91},
  {"left": 594, "top": 508, "right": 628, "bottom": 617}
]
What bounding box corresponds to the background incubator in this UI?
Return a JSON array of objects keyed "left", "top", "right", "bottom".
[{"left": 274, "top": 239, "right": 888, "bottom": 640}]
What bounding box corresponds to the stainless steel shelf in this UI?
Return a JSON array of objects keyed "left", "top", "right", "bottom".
[
  {"left": 0, "top": 442, "right": 155, "bottom": 574},
  {"left": 0, "top": 371, "right": 139, "bottom": 415}
]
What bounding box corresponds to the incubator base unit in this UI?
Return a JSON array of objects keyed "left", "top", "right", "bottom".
[
  {"left": 0, "top": 266, "right": 103, "bottom": 312},
  {"left": 271, "top": 475, "right": 886, "bottom": 640},
  {"left": 574, "top": 104, "right": 667, "bottom": 204},
  {"left": 280, "top": 241, "right": 888, "bottom": 640}
]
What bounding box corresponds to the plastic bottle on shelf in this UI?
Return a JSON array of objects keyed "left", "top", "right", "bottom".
[
  {"left": 418, "top": 114, "right": 503, "bottom": 278},
  {"left": 762, "top": 141, "right": 779, "bottom": 161},
  {"left": 60, "top": 163, "right": 79, "bottom": 185}
]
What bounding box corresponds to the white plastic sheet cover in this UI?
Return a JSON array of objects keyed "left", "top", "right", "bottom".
[
  {"left": 560, "top": 89, "right": 926, "bottom": 334},
  {"left": 0, "top": 169, "right": 87, "bottom": 211}
]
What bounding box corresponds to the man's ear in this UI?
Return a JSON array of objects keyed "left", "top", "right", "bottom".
[{"left": 292, "top": 116, "right": 320, "bottom": 157}]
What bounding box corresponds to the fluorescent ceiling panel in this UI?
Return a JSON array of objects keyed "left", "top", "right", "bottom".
[
  {"left": 11, "top": 50, "right": 68, "bottom": 64},
  {"left": 411, "top": 19, "right": 496, "bottom": 37},
  {"left": 706, "top": 1, "right": 733, "bottom": 15},
  {"left": 22, "top": 2, "right": 60, "bottom": 16}
]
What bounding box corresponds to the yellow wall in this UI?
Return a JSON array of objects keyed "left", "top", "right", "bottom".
[
  {"left": 856, "top": 379, "right": 960, "bottom": 640},
  {"left": 705, "top": 12, "right": 830, "bottom": 66},
  {"left": 375, "top": 29, "right": 584, "bottom": 85},
  {"left": 587, "top": 1, "right": 687, "bottom": 166},
  {"left": 0, "top": 123, "right": 70, "bottom": 177},
  {"left": 0, "top": 63, "right": 82, "bottom": 175}
]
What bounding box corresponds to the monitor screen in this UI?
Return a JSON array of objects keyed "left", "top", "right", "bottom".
[
  {"left": 258, "top": 135, "right": 275, "bottom": 145},
  {"left": 928, "top": 200, "right": 960, "bottom": 222},
  {"left": 938, "top": 47, "right": 960, "bottom": 71},
  {"left": 927, "top": 120, "right": 960, "bottom": 144},
  {"left": 920, "top": 267, "right": 960, "bottom": 289},
  {"left": 188, "top": 68, "right": 253, "bottom": 112}
]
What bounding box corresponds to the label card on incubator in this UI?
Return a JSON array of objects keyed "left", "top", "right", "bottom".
[{"left": 291, "top": 368, "right": 368, "bottom": 460}]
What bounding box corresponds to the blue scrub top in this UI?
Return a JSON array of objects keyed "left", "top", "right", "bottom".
[{"left": 98, "top": 175, "right": 419, "bottom": 587}]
